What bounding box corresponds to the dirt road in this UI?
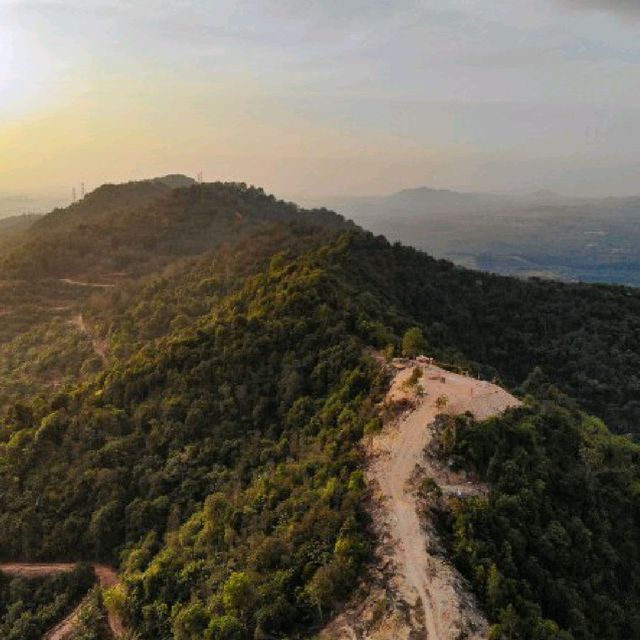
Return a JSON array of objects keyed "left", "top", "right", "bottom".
[
  {"left": 0, "top": 563, "right": 122, "bottom": 639},
  {"left": 367, "top": 360, "right": 521, "bottom": 639},
  {"left": 59, "top": 278, "right": 114, "bottom": 289}
]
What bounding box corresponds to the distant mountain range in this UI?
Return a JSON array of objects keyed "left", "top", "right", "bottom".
[{"left": 310, "top": 186, "right": 640, "bottom": 286}]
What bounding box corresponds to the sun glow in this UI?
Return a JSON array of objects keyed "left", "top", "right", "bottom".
[{"left": 0, "top": 22, "right": 62, "bottom": 121}]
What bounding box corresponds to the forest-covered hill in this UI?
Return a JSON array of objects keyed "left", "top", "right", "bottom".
[
  {"left": 1, "top": 178, "right": 640, "bottom": 639},
  {"left": 0, "top": 214, "right": 41, "bottom": 243},
  {"left": 1, "top": 177, "right": 352, "bottom": 279}
]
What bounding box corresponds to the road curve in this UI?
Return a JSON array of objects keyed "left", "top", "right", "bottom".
[
  {"left": 0, "top": 562, "right": 123, "bottom": 639},
  {"left": 369, "top": 360, "right": 521, "bottom": 638}
]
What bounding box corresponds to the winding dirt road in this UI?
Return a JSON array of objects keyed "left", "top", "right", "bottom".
[
  {"left": 0, "top": 563, "right": 122, "bottom": 639},
  {"left": 367, "top": 360, "right": 521, "bottom": 639}
]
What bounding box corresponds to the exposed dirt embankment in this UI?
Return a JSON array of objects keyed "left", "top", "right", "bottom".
[
  {"left": 322, "top": 358, "right": 521, "bottom": 639},
  {"left": 70, "top": 313, "right": 109, "bottom": 366},
  {"left": 0, "top": 563, "right": 122, "bottom": 639}
]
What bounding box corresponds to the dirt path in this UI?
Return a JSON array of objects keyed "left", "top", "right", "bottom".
[
  {"left": 45, "top": 593, "right": 93, "bottom": 640},
  {"left": 59, "top": 278, "right": 114, "bottom": 289},
  {"left": 0, "top": 563, "right": 122, "bottom": 639},
  {"left": 366, "top": 360, "right": 521, "bottom": 639},
  {"left": 70, "top": 313, "right": 109, "bottom": 366}
]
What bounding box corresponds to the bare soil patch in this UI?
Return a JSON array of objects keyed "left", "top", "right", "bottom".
[{"left": 321, "top": 358, "right": 521, "bottom": 639}]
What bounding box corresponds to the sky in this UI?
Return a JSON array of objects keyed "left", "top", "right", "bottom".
[{"left": 2, "top": 0, "right": 640, "bottom": 206}]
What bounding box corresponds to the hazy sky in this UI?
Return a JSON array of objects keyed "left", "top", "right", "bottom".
[{"left": 2, "top": 0, "right": 640, "bottom": 203}]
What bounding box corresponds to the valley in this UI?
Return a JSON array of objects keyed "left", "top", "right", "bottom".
[{"left": 319, "top": 188, "right": 640, "bottom": 286}]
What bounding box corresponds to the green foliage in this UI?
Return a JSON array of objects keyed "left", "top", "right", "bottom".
[
  {"left": 326, "top": 232, "right": 640, "bottom": 435},
  {"left": 72, "top": 587, "right": 109, "bottom": 640},
  {"left": 0, "top": 235, "right": 385, "bottom": 638},
  {"left": 0, "top": 181, "right": 354, "bottom": 418},
  {"left": 0, "top": 564, "right": 95, "bottom": 639},
  {"left": 2, "top": 180, "right": 640, "bottom": 639},
  {"left": 206, "top": 614, "right": 246, "bottom": 640},
  {"left": 0, "top": 316, "right": 97, "bottom": 410},
  {"left": 2, "top": 181, "right": 353, "bottom": 280},
  {"left": 222, "top": 573, "right": 255, "bottom": 614},
  {"left": 401, "top": 326, "right": 426, "bottom": 357},
  {"left": 418, "top": 476, "right": 442, "bottom": 501},
  {"left": 439, "top": 403, "right": 640, "bottom": 639},
  {"left": 403, "top": 366, "right": 423, "bottom": 391}
]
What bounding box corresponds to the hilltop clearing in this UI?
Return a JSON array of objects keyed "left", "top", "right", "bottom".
[
  {"left": 323, "top": 359, "right": 520, "bottom": 639},
  {"left": 371, "top": 361, "right": 520, "bottom": 638}
]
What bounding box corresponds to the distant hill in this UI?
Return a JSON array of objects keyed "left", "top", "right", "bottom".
[
  {"left": 30, "top": 176, "right": 186, "bottom": 233},
  {"left": 0, "top": 214, "right": 43, "bottom": 267},
  {"left": 320, "top": 186, "right": 585, "bottom": 215},
  {"left": 3, "top": 178, "right": 354, "bottom": 279},
  {"left": 314, "top": 187, "right": 640, "bottom": 285},
  {"left": 154, "top": 173, "right": 198, "bottom": 189},
  {"left": 0, "top": 213, "right": 42, "bottom": 242},
  {"left": 0, "top": 194, "right": 63, "bottom": 219}
]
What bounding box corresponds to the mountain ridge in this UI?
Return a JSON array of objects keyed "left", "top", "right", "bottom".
[{"left": 1, "top": 177, "right": 640, "bottom": 639}]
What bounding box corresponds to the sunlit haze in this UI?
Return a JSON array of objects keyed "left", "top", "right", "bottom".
[{"left": 2, "top": 0, "right": 640, "bottom": 206}]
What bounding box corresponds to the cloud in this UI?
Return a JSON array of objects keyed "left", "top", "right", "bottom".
[{"left": 561, "top": 0, "right": 640, "bottom": 17}]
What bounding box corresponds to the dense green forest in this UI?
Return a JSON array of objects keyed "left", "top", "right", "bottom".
[
  {"left": 2, "top": 178, "right": 640, "bottom": 638},
  {"left": 327, "top": 233, "right": 640, "bottom": 436},
  {"left": 1, "top": 179, "right": 352, "bottom": 280},
  {"left": 435, "top": 398, "right": 640, "bottom": 639},
  {"left": 0, "top": 180, "right": 352, "bottom": 410},
  {"left": 0, "top": 245, "right": 384, "bottom": 636},
  {"left": 0, "top": 564, "right": 95, "bottom": 639}
]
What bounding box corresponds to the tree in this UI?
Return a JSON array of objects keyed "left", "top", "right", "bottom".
[
  {"left": 205, "top": 615, "right": 246, "bottom": 640},
  {"left": 222, "top": 572, "right": 256, "bottom": 617},
  {"left": 402, "top": 327, "right": 426, "bottom": 357},
  {"left": 173, "top": 602, "right": 210, "bottom": 640}
]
